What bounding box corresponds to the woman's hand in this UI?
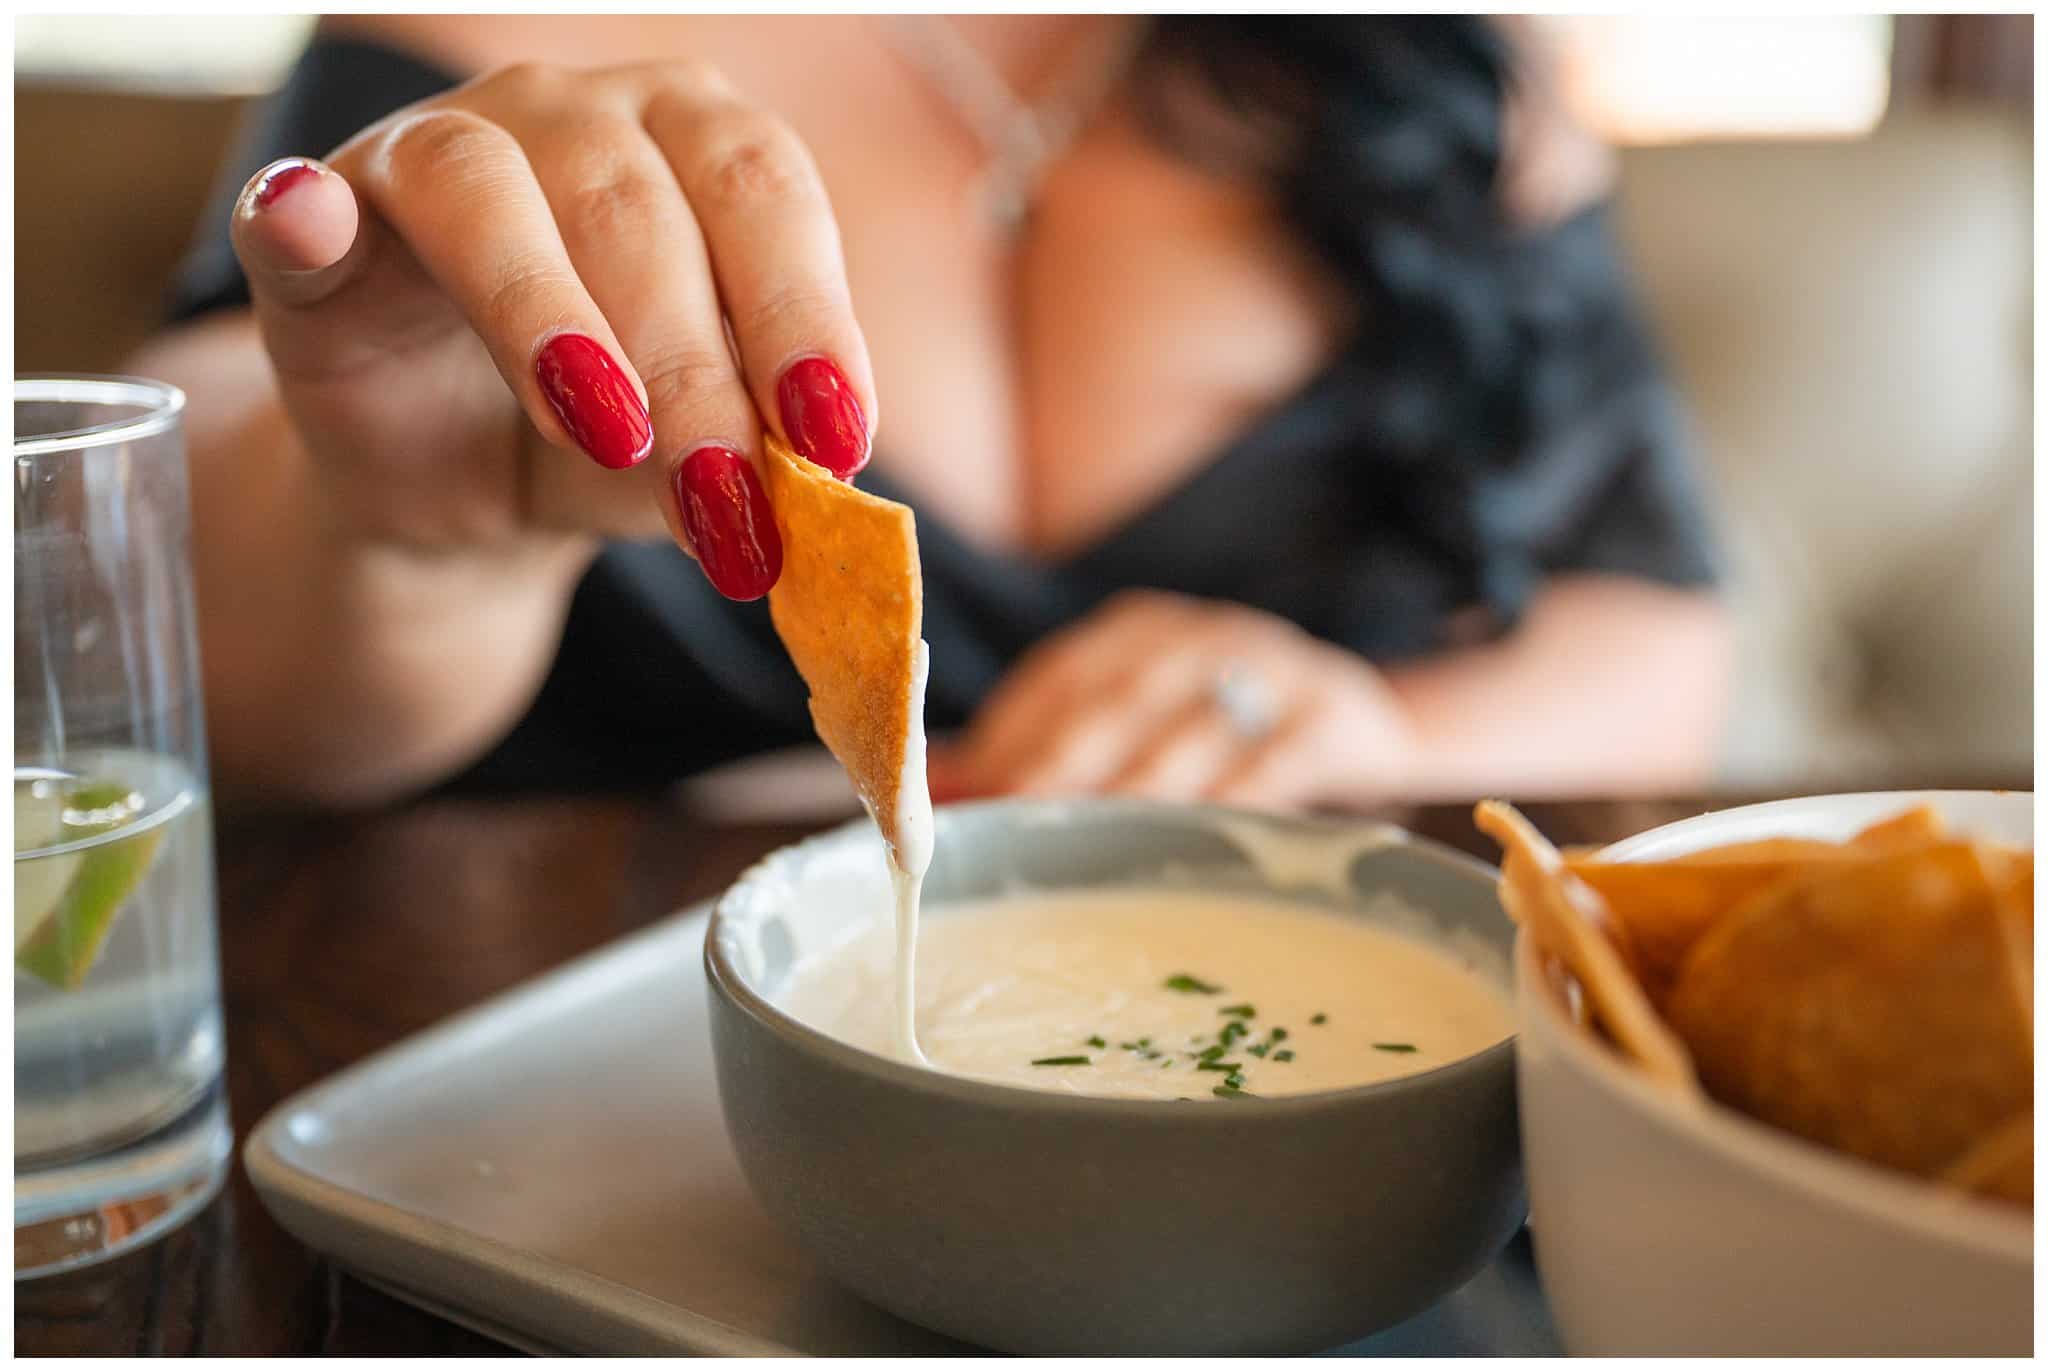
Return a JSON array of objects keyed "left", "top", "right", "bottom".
[
  {"left": 230, "top": 60, "right": 876, "bottom": 600},
  {"left": 933, "top": 591, "right": 1419, "bottom": 812}
]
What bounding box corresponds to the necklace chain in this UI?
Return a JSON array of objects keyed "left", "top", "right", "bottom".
[{"left": 874, "top": 15, "right": 1152, "bottom": 235}]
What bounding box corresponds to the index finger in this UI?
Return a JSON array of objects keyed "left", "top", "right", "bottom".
[{"left": 345, "top": 107, "right": 654, "bottom": 471}]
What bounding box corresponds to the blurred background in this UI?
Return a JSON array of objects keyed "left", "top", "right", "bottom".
[{"left": 15, "top": 14, "right": 2033, "bottom": 793}]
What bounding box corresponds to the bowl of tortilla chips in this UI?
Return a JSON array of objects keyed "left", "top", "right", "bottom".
[{"left": 1478, "top": 791, "right": 2032, "bottom": 1356}]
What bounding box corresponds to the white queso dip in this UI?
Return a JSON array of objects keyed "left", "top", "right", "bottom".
[{"left": 777, "top": 889, "right": 1513, "bottom": 1100}]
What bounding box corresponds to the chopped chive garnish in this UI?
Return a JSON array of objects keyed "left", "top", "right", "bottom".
[
  {"left": 1311, "top": 1013, "right": 1328, "bottom": 1026},
  {"left": 1197, "top": 1044, "right": 1226, "bottom": 1063},
  {"left": 1219, "top": 1004, "right": 1256, "bottom": 1018},
  {"left": 1247, "top": 1043, "right": 1270, "bottom": 1058},
  {"left": 1224, "top": 1070, "right": 1246, "bottom": 1088},
  {"left": 1273, "top": 1049, "right": 1295, "bottom": 1063},
  {"left": 1373, "top": 1043, "right": 1418, "bottom": 1054},
  {"left": 1164, "top": 973, "right": 1223, "bottom": 994},
  {"left": 1269, "top": 1027, "right": 1289, "bottom": 1043},
  {"left": 1031, "top": 1055, "right": 1092, "bottom": 1066},
  {"left": 1195, "top": 1060, "right": 1243, "bottom": 1073},
  {"left": 1085, "top": 1035, "right": 1106, "bottom": 1048},
  {"left": 1219, "top": 1021, "right": 1248, "bottom": 1045},
  {"left": 1212, "top": 1084, "right": 1256, "bottom": 1100}
]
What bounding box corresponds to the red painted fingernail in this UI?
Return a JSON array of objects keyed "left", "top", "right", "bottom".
[
  {"left": 252, "top": 161, "right": 319, "bottom": 210},
  {"left": 777, "top": 356, "right": 869, "bottom": 480},
  {"left": 535, "top": 334, "right": 653, "bottom": 470},
  {"left": 675, "top": 445, "right": 782, "bottom": 601}
]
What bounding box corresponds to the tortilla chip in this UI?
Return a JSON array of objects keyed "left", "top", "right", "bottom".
[
  {"left": 1667, "top": 843, "right": 2033, "bottom": 1179},
  {"left": 1939, "top": 1112, "right": 2033, "bottom": 1207},
  {"left": 1849, "top": 804, "right": 1948, "bottom": 852},
  {"left": 1474, "top": 801, "right": 1699, "bottom": 1094},
  {"left": 1561, "top": 807, "right": 1959, "bottom": 1006},
  {"left": 1981, "top": 844, "right": 2035, "bottom": 1024},
  {"left": 761, "top": 436, "right": 923, "bottom": 854},
  {"left": 1564, "top": 847, "right": 1830, "bottom": 1008}
]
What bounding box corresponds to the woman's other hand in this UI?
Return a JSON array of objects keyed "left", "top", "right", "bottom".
[
  {"left": 932, "top": 591, "right": 1418, "bottom": 812},
  {"left": 230, "top": 60, "right": 877, "bottom": 600},
  {"left": 932, "top": 576, "right": 1730, "bottom": 812}
]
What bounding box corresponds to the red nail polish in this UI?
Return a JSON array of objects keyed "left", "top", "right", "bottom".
[
  {"left": 253, "top": 161, "right": 319, "bottom": 210},
  {"left": 535, "top": 334, "right": 652, "bottom": 470},
  {"left": 777, "top": 357, "right": 869, "bottom": 480},
  {"left": 675, "top": 445, "right": 782, "bottom": 601}
]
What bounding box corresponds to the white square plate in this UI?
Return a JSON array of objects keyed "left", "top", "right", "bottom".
[{"left": 245, "top": 906, "right": 1557, "bottom": 1355}]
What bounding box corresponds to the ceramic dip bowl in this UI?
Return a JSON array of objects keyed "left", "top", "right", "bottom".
[{"left": 704, "top": 799, "right": 1522, "bottom": 1355}]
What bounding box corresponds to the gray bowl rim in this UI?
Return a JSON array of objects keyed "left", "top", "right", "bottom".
[{"left": 704, "top": 796, "right": 1518, "bottom": 1121}]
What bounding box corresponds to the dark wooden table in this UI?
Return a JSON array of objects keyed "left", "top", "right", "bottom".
[{"left": 3, "top": 786, "right": 1961, "bottom": 1355}]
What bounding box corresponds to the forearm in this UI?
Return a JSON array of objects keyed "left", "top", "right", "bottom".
[
  {"left": 129, "top": 315, "right": 593, "bottom": 809},
  {"left": 1375, "top": 576, "right": 1734, "bottom": 804}
]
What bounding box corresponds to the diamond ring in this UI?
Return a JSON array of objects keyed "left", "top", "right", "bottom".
[{"left": 1210, "top": 660, "right": 1279, "bottom": 741}]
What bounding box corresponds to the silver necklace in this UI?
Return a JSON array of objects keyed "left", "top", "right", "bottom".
[{"left": 875, "top": 15, "right": 1153, "bottom": 237}]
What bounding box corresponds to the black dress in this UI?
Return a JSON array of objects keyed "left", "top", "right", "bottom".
[{"left": 168, "top": 35, "right": 1720, "bottom": 792}]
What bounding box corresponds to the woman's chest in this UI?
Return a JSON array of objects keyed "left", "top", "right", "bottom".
[
  {"left": 780, "top": 28, "right": 1346, "bottom": 558},
  {"left": 817, "top": 103, "right": 1346, "bottom": 559}
]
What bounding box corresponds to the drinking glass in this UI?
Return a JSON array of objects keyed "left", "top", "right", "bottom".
[{"left": 14, "top": 376, "right": 231, "bottom": 1277}]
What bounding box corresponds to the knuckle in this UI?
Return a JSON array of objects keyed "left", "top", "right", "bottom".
[
  {"left": 564, "top": 169, "right": 674, "bottom": 241},
  {"left": 737, "top": 282, "right": 844, "bottom": 345},
  {"left": 638, "top": 62, "right": 744, "bottom": 138},
  {"left": 658, "top": 57, "right": 732, "bottom": 96},
  {"left": 702, "top": 139, "right": 794, "bottom": 205},
  {"left": 480, "top": 61, "right": 562, "bottom": 98},
  {"left": 481, "top": 263, "right": 578, "bottom": 333},
  {"left": 638, "top": 348, "right": 736, "bottom": 418},
  {"left": 695, "top": 115, "right": 815, "bottom": 208},
  {"left": 377, "top": 107, "right": 517, "bottom": 186},
  {"left": 1127, "top": 652, "right": 1189, "bottom": 702}
]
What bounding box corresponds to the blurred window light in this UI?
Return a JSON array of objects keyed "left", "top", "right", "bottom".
[
  {"left": 1539, "top": 15, "right": 1894, "bottom": 144},
  {"left": 15, "top": 14, "right": 315, "bottom": 96}
]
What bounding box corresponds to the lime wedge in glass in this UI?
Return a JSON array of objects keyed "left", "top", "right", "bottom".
[
  {"left": 14, "top": 778, "right": 80, "bottom": 952},
  {"left": 14, "top": 777, "right": 165, "bottom": 991}
]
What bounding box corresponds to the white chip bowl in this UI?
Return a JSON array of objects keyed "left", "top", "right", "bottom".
[{"left": 1515, "top": 790, "right": 2034, "bottom": 1356}]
